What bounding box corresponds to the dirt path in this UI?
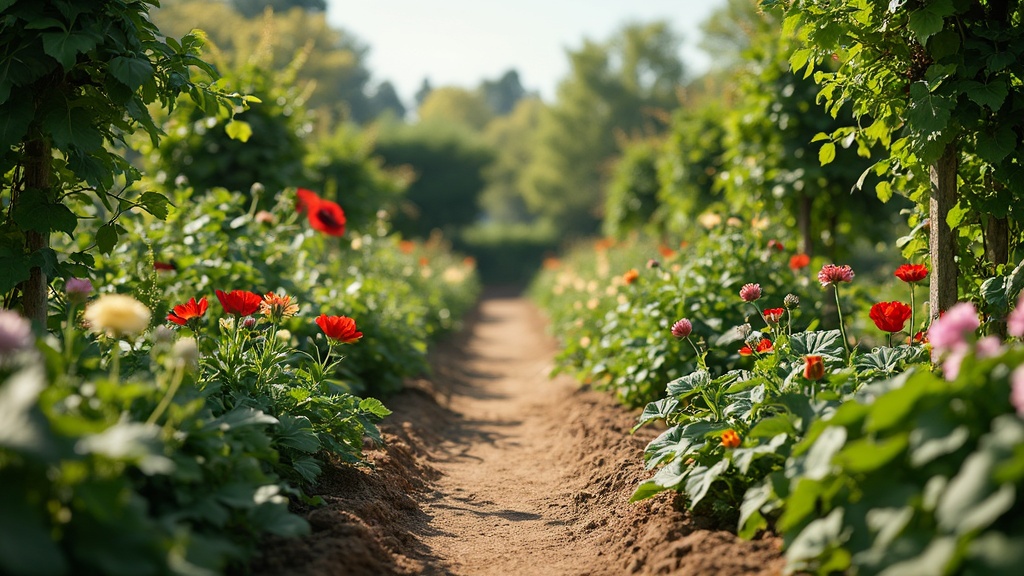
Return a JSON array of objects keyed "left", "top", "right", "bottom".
[{"left": 253, "top": 294, "right": 783, "bottom": 576}]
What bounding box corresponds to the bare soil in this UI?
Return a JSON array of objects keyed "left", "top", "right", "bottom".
[{"left": 252, "top": 293, "right": 784, "bottom": 575}]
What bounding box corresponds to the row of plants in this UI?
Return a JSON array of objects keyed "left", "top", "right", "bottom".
[{"left": 532, "top": 216, "right": 1024, "bottom": 574}]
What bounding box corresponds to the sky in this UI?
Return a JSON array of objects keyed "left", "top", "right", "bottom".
[{"left": 325, "top": 0, "right": 728, "bottom": 105}]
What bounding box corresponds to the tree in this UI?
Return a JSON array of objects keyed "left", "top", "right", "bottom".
[
  {"left": 520, "top": 21, "right": 685, "bottom": 237},
  {"left": 367, "top": 80, "right": 407, "bottom": 120},
  {"left": 0, "top": 0, "right": 243, "bottom": 327},
  {"left": 154, "top": 1, "right": 378, "bottom": 122},
  {"left": 417, "top": 87, "right": 494, "bottom": 132},
  {"left": 480, "top": 70, "right": 528, "bottom": 116},
  {"left": 231, "top": 0, "right": 327, "bottom": 18},
  {"left": 414, "top": 77, "right": 434, "bottom": 108},
  {"left": 373, "top": 119, "right": 493, "bottom": 238},
  {"left": 479, "top": 98, "right": 545, "bottom": 224},
  {"left": 770, "top": 0, "right": 1024, "bottom": 317}
]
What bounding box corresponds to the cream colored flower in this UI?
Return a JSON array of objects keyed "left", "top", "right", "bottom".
[
  {"left": 84, "top": 294, "right": 151, "bottom": 338},
  {"left": 172, "top": 337, "right": 199, "bottom": 369}
]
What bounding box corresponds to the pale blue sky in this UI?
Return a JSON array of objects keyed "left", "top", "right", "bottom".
[{"left": 325, "top": 0, "right": 727, "bottom": 104}]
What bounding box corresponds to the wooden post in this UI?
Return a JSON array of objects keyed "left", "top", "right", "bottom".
[{"left": 929, "top": 144, "right": 958, "bottom": 320}]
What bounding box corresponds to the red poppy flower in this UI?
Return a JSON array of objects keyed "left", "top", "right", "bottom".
[
  {"left": 154, "top": 261, "right": 177, "bottom": 271},
  {"left": 789, "top": 253, "right": 810, "bottom": 270},
  {"left": 215, "top": 289, "right": 262, "bottom": 317},
  {"left": 763, "top": 308, "right": 785, "bottom": 324},
  {"left": 804, "top": 355, "right": 825, "bottom": 381},
  {"left": 869, "top": 301, "right": 913, "bottom": 333},
  {"left": 739, "top": 338, "right": 773, "bottom": 356},
  {"left": 296, "top": 188, "right": 347, "bottom": 237},
  {"left": 721, "top": 429, "right": 741, "bottom": 448},
  {"left": 894, "top": 264, "right": 928, "bottom": 284},
  {"left": 167, "top": 296, "right": 208, "bottom": 328},
  {"left": 315, "top": 314, "right": 363, "bottom": 344}
]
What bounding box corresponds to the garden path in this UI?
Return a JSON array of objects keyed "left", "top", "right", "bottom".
[{"left": 255, "top": 292, "right": 783, "bottom": 575}]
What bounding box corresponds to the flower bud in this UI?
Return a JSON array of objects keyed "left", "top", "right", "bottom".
[
  {"left": 804, "top": 355, "right": 825, "bottom": 381},
  {"left": 784, "top": 293, "right": 800, "bottom": 309}
]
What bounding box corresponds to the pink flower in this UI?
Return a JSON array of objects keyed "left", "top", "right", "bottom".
[
  {"left": 927, "top": 302, "right": 980, "bottom": 354},
  {"left": 739, "top": 283, "right": 762, "bottom": 302},
  {"left": 66, "top": 278, "right": 93, "bottom": 305},
  {"left": 671, "top": 318, "right": 692, "bottom": 339},
  {"left": 0, "top": 310, "right": 34, "bottom": 356},
  {"left": 975, "top": 336, "right": 1004, "bottom": 360},
  {"left": 817, "top": 264, "right": 855, "bottom": 287},
  {"left": 1011, "top": 366, "right": 1024, "bottom": 417},
  {"left": 1007, "top": 293, "right": 1024, "bottom": 338}
]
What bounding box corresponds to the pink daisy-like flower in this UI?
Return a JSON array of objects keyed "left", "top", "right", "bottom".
[
  {"left": 817, "top": 264, "right": 855, "bottom": 287},
  {"left": 671, "top": 318, "right": 692, "bottom": 339}
]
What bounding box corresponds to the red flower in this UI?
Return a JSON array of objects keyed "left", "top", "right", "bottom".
[
  {"left": 789, "top": 253, "right": 810, "bottom": 270},
  {"left": 215, "top": 289, "right": 262, "bottom": 317},
  {"left": 894, "top": 264, "right": 928, "bottom": 284},
  {"left": 869, "top": 301, "right": 913, "bottom": 333},
  {"left": 818, "top": 264, "right": 855, "bottom": 287},
  {"left": 154, "top": 261, "right": 177, "bottom": 271},
  {"left": 763, "top": 308, "right": 785, "bottom": 324},
  {"left": 167, "top": 296, "right": 208, "bottom": 328},
  {"left": 721, "top": 429, "right": 741, "bottom": 448},
  {"left": 767, "top": 239, "right": 784, "bottom": 251},
  {"left": 315, "top": 314, "right": 363, "bottom": 344},
  {"left": 296, "top": 188, "right": 347, "bottom": 237},
  {"left": 804, "top": 355, "right": 825, "bottom": 381},
  {"left": 739, "top": 338, "right": 773, "bottom": 356}
]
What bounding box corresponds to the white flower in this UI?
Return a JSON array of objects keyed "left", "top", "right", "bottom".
[{"left": 84, "top": 294, "right": 151, "bottom": 339}]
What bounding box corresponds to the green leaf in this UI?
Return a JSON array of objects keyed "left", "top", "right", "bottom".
[
  {"left": 793, "top": 425, "right": 847, "bottom": 481},
  {"left": 818, "top": 142, "right": 836, "bottom": 165},
  {"left": 684, "top": 458, "right": 729, "bottom": 507},
  {"left": 738, "top": 480, "right": 774, "bottom": 539},
  {"left": 96, "top": 223, "right": 118, "bottom": 255},
  {"left": 76, "top": 422, "right": 175, "bottom": 475},
  {"left": 875, "top": 180, "right": 893, "bottom": 202},
  {"left": 864, "top": 377, "right": 928, "bottom": 432},
  {"left": 0, "top": 365, "right": 58, "bottom": 460},
  {"left": 275, "top": 415, "right": 320, "bottom": 453},
  {"left": 962, "top": 79, "right": 1007, "bottom": 110},
  {"left": 633, "top": 397, "right": 679, "bottom": 430},
  {"left": 210, "top": 407, "right": 278, "bottom": 430},
  {"left": 43, "top": 105, "right": 103, "bottom": 151},
  {"left": 225, "top": 119, "right": 253, "bottom": 142},
  {"left": 909, "top": 423, "right": 969, "bottom": 467},
  {"left": 936, "top": 448, "right": 1013, "bottom": 534},
  {"left": 666, "top": 369, "right": 710, "bottom": 398},
  {"left": 41, "top": 29, "right": 100, "bottom": 69},
  {"left": 138, "top": 191, "right": 171, "bottom": 220},
  {"left": 790, "top": 330, "right": 844, "bottom": 360},
  {"left": 907, "top": 0, "right": 953, "bottom": 44},
  {"left": 975, "top": 124, "right": 1017, "bottom": 164},
  {"left": 907, "top": 82, "right": 953, "bottom": 134},
  {"left": 786, "top": 507, "right": 846, "bottom": 568},
  {"left": 108, "top": 56, "right": 153, "bottom": 92},
  {"left": 748, "top": 413, "right": 797, "bottom": 439},
  {"left": 945, "top": 200, "right": 970, "bottom": 229},
  {"left": 359, "top": 397, "right": 392, "bottom": 418},
  {"left": 12, "top": 191, "right": 78, "bottom": 236},
  {"left": 290, "top": 455, "right": 322, "bottom": 484},
  {"left": 0, "top": 472, "right": 68, "bottom": 576},
  {"left": 835, "top": 434, "right": 908, "bottom": 472},
  {"left": 0, "top": 91, "right": 33, "bottom": 149}
]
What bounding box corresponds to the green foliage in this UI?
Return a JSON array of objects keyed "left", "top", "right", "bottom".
[
  {"left": 532, "top": 219, "right": 821, "bottom": 408},
  {"left": 780, "top": 344, "right": 1024, "bottom": 576},
  {"left": 520, "top": 21, "right": 685, "bottom": 237},
  {"left": 603, "top": 139, "right": 661, "bottom": 239},
  {"left": 374, "top": 119, "right": 494, "bottom": 239}
]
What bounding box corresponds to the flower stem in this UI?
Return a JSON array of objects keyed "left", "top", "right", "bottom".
[
  {"left": 147, "top": 362, "right": 185, "bottom": 426},
  {"left": 686, "top": 336, "right": 706, "bottom": 370},
  {"left": 834, "top": 286, "right": 852, "bottom": 361},
  {"left": 909, "top": 284, "right": 917, "bottom": 342}
]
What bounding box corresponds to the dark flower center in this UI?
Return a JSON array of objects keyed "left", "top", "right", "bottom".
[{"left": 317, "top": 207, "right": 341, "bottom": 228}]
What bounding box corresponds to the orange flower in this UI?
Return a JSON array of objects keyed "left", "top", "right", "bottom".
[
  {"left": 315, "top": 314, "right": 363, "bottom": 344},
  {"left": 721, "top": 429, "right": 741, "bottom": 449},
  {"left": 542, "top": 257, "right": 562, "bottom": 270},
  {"left": 623, "top": 269, "right": 640, "bottom": 285},
  {"left": 803, "top": 355, "right": 825, "bottom": 381},
  {"left": 167, "top": 296, "right": 208, "bottom": 330},
  {"left": 789, "top": 253, "right": 810, "bottom": 270},
  {"left": 260, "top": 292, "right": 299, "bottom": 323},
  {"left": 739, "top": 338, "right": 773, "bottom": 356},
  {"left": 658, "top": 245, "right": 676, "bottom": 259},
  {"left": 399, "top": 240, "right": 415, "bottom": 254}
]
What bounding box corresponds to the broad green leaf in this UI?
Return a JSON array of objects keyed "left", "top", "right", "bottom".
[
  {"left": 667, "top": 369, "right": 710, "bottom": 398},
  {"left": 906, "top": 82, "right": 953, "bottom": 134},
  {"left": 790, "top": 330, "right": 843, "bottom": 359},
  {"left": 0, "top": 473, "right": 68, "bottom": 576},
  {"left": 0, "top": 254, "right": 33, "bottom": 294},
  {"left": 290, "top": 455, "right": 322, "bottom": 484},
  {"left": 855, "top": 345, "right": 928, "bottom": 377},
  {"left": 909, "top": 422, "right": 968, "bottom": 467},
  {"left": 967, "top": 533, "right": 1024, "bottom": 575},
  {"left": 12, "top": 191, "right": 78, "bottom": 236},
  {"left": 0, "top": 92, "right": 33, "bottom": 149},
  {"left": 975, "top": 124, "right": 1017, "bottom": 164},
  {"left": 962, "top": 79, "right": 1007, "bottom": 110},
  {"left": 225, "top": 119, "right": 253, "bottom": 142},
  {"left": 875, "top": 180, "right": 893, "bottom": 202},
  {"left": 785, "top": 507, "right": 846, "bottom": 568},
  {"left": 275, "top": 414, "right": 320, "bottom": 453},
  {"left": 684, "top": 458, "right": 729, "bottom": 506},
  {"left": 633, "top": 397, "right": 679, "bottom": 430},
  {"left": 76, "top": 422, "right": 175, "bottom": 475},
  {"left": 96, "top": 223, "right": 118, "bottom": 255},
  {"left": 109, "top": 56, "right": 153, "bottom": 92},
  {"left": 0, "top": 365, "right": 57, "bottom": 459},
  {"left": 359, "top": 397, "right": 392, "bottom": 418},
  {"left": 981, "top": 276, "right": 1009, "bottom": 315},
  {"left": 907, "top": 0, "right": 953, "bottom": 44},
  {"left": 209, "top": 407, "right": 278, "bottom": 430},
  {"left": 877, "top": 537, "right": 956, "bottom": 576},
  {"left": 43, "top": 105, "right": 103, "bottom": 151},
  {"left": 748, "top": 414, "right": 797, "bottom": 439},
  {"left": 835, "top": 434, "right": 908, "bottom": 472},
  {"left": 738, "top": 480, "right": 774, "bottom": 539},
  {"left": 41, "top": 29, "right": 101, "bottom": 69},
  {"left": 250, "top": 501, "right": 310, "bottom": 538},
  {"left": 138, "top": 191, "right": 171, "bottom": 220},
  {"left": 793, "top": 425, "right": 847, "bottom": 480},
  {"left": 945, "top": 200, "right": 970, "bottom": 230},
  {"left": 818, "top": 142, "right": 836, "bottom": 165}
]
